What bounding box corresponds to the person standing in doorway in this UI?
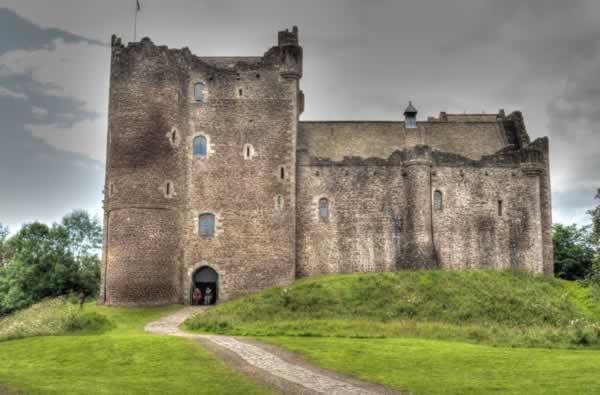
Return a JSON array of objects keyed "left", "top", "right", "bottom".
[
  {"left": 204, "top": 287, "right": 213, "bottom": 305},
  {"left": 192, "top": 287, "right": 203, "bottom": 305}
]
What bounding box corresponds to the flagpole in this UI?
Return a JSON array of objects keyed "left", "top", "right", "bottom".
[{"left": 134, "top": 0, "right": 140, "bottom": 41}]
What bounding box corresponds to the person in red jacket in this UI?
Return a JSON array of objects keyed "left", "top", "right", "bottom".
[{"left": 192, "top": 288, "right": 203, "bottom": 305}]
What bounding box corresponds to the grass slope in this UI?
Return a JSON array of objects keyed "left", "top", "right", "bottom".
[
  {"left": 0, "top": 298, "right": 112, "bottom": 342},
  {"left": 0, "top": 302, "right": 272, "bottom": 395},
  {"left": 185, "top": 270, "right": 600, "bottom": 348},
  {"left": 262, "top": 336, "right": 600, "bottom": 395}
]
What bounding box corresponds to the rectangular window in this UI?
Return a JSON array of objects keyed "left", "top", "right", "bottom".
[
  {"left": 199, "top": 213, "right": 215, "bottom": 236},
  {"left": 194, "top": 83, "right": 204, "bottom": 102}
]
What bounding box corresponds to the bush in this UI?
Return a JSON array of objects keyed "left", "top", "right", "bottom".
[{"left": 0, "top": 298, "right": 112, "bottom": 342}]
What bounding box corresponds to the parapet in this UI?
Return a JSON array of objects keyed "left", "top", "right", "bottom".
[
  {"left": 110, "top": 27, "right": 303, "bottom": 79},
  {"left": 278, "top": 26, "right": 299, "bottom": 46}
]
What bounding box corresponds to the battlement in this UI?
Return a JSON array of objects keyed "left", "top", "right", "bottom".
[{"left": 278, "top": 26, "right": 299, "bottom": 46}]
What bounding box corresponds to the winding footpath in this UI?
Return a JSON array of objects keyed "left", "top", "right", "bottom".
[{"left": 144, "top": 307, "right": 403, "bottom": 395}]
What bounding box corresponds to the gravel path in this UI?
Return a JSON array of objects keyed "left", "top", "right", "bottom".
[{"left": 144, "top": 307, "right": 403, "bottom": 395}]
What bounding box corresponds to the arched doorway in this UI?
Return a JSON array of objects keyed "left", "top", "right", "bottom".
[{"left": 191, "top": 266, "right": 218, "bottom": 305}]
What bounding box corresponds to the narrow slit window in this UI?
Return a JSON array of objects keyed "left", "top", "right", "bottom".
[
  {"left": 193, "top": 136, "right": 207, "bottom": 158},
  {"left": 280, "top": 167, "right": 285, "bottom": 180},
  {"left": 238, "top": 88, "right": 243, "bottom": 97},
  {"left": 171, "top": 129, "right": 177, "bottom": 144},
  {"left": 166, "top": 182, "right": 171, "bottom": 197},
  {"left": 498, "top": 200, "right": 503, "bottom": 216},
  {"left": 319, "top": 198, "right": 329, "bottom": 222},
  {"left": 433, "top": 190, "right": 443, "bottom": 210},
  {"left": 199, "top": 213, "right": 215, "bottom": 237},
  {"left": 246, "top": 146, "right": 250, "bottom": 157},
  {"left": 194, "top": 83, "right": 204, "bottom": 102}
]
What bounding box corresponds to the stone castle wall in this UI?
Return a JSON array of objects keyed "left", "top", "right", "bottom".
[
  {"left": 296, "top": 141, "right": 551, "bottom": 277},
  {"left": 101, "top": 29, "right": 303, "bottom": 305},
  {"left": 100, "top": 29, "right": 553, "bottom": 307}
]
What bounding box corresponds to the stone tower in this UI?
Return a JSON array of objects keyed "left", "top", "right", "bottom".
[{"left": 100, "top": 28, "right": 303, "bottom": 305}]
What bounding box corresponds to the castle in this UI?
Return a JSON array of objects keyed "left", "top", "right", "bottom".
[{"left": 99, "top": 27, "right": 553, "bottom": 306}]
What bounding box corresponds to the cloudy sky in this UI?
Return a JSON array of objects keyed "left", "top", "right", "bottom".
[{"left": 0, "top": 0, "right": 599, "bottom": 231}]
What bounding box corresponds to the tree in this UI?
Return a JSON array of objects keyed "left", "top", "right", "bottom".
[
  {"left": 553, "top": 223, "right": 595, "bottom": 280},
  {"left": 0, "top": 211, "right": 103, "bottom": 314},
  {"left": 587, "top": 189, "right": 600, "bottom": 286},
  {"left": 60, "top": 210, "right": 102, "bottom": 299},
  {"left": 0, "top": 222, "right": 79, "bottom": 313},
  {"left": 0, "top": 223, "right": 8, "bottom": 267},
  {"left": 589, "top": 188, "right": 600, "bottom": 244}
]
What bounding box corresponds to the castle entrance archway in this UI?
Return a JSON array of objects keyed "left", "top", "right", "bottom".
[{"left": 191, "top": 266, "right": 218, "bottom": 305}]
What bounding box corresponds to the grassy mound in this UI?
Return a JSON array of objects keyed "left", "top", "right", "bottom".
[
  {"left": 185, "top": 270, "right": 600, "bottom": 347},
  {"left": 0, "top": 298, "right": 112, "bottom": 342}
]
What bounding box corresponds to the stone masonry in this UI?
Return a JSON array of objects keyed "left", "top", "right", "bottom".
[{"left": 99, "top": 27, "right": 553, "bottom": 306}]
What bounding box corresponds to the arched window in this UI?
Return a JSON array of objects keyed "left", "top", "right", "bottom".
[
  {"left": 433, "top": 190, "right": 443, "bottom": 210},
  {"left": 198, "top": 213, "right": 215, "bottom": 237},
  {"left": 193, "top": 136, "right": 207, "bottom": 158},
  {"left": 319, "top": 198, "right": 329, "bottom": 222},
  {"left": 194, "top": 82, "right": 204, "bottom": 102}
]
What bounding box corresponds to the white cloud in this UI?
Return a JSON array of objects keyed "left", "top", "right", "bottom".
[
  {"left": 0, "top": 86, "right": 27, "bottom": 100},
  {"left": 0, "top": 38, "right": 110, "bottom": 162},
  {"left": 27, "top": 118, "right": 107, "bottom": 162},
  {"left": 0, "top": 38, "right": 110, "bottom": 114}
]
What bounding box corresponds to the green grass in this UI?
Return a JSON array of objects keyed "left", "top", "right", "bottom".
[
  {"left": 262, "top": 336, "right": 600, "bottom": 395},
  {"left": 0, "top": 298, "right": 112, "bottom": 342},
  {"left": 185, "top": 270, "right": 600, "bottom": 348},
  {"left": 0, "top": 302, "right": 273, "bottom": 395}
]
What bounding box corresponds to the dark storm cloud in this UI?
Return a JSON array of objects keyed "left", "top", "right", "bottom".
[
  {"left": 0, "top": 8, "right": 104, "bottom": 231},
  {"left": 0, "top": 8, "right": 104, "bottom": 55}
]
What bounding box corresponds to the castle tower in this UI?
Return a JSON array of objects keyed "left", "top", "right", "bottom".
[
  {"left": 100, "top": 37, "right": 188, "bottom": 305},
  {"left": 100, "top": 29, "right": 303, "bottom": 305},
  {"left": 403, "top": 145, "right": 437, "bottom": 268}
]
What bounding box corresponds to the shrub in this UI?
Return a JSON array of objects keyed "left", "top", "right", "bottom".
[{"left": 0, "top": 298, "right": 112, "bottom": 342}]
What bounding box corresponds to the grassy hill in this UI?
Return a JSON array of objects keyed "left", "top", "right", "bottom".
[
  {"left": 185, "top": 270, "right": 600, "bottom": 348},
  {"left": 0, "top": 301, "right": 273, "bottom": 394}
]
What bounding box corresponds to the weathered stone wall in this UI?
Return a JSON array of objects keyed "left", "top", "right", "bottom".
[
  {"left": 102, "top": 29, "right": 302, "bottom": 305},
  {"left": 296, "top": 145, "right": 548, "bottom": 277},
  {"left": 102, "top": 37, "right": 190, "bottom": 305},
  {"left": 296, "top": 158, "right": 405, "bottom": 277},
  {"left": 431, "top": 166, "right": 543, "bottom": 272},
  {"left": 298, "top": 119, "right": 508, "bottom": 161},
  {"left": 181, "top": 58, "right": 300, "bottom": 302}
]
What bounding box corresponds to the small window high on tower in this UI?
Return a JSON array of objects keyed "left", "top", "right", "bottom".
[
  {"left": 194, "top": 83, "right": 204, "bottom": 102},
  {"left": 193, "top": 136, "right": 207, "bottom": 158}
]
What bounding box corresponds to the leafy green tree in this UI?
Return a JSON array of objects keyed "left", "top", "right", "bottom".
[
  {"left": 0, "top": 223, "right": 8, "bottom": 267},
  {"left": 0, "top": 222, "right": 79, "bottom": 313},
  {"left": 553, "top": 223, "right": 595, "bottom": 280},
  {"left": 60, "top": 210, "right": 102, "bottom": 300},
  {"left": 589, "top": 189, "right": 600, "bottom": 244},
  {"left": 0, "top": 211, "right": 102, "bottom": 314}
]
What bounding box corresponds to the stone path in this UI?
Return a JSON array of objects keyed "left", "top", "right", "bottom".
[{"left": 144, "top": 307, "right": 403, "bottom": 395}]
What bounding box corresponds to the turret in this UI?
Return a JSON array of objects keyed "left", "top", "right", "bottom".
[
  {"left": 404, "top": 101, "right": 418, "bottom": 128},
  {"left": 277, "top": 26, "right": 303, "bottom": 80}
]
